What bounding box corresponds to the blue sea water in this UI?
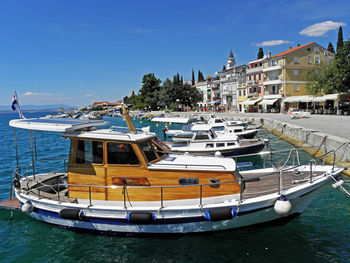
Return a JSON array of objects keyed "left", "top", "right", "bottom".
[{"left": 0, "top": 111, "right": 349, "bottom": 263}]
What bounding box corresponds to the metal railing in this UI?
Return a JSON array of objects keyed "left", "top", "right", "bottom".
[{"left": 10, "top": 147, "right": 342, "bottom": 211}]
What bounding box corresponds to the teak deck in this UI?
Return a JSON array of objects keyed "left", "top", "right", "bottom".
[{"left": 242, "top": 170, "right": 325, "bottom": 199}]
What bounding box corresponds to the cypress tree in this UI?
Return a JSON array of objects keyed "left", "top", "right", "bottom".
[
  {"left": 327, "top": 42, "right": 335, "bottom": 54},
  {"left": 222, "top": 65, "right": 226, "bottom": 71},
  {"left": 257, "top": 47, "right": 264, "bottom": 59},
  {"left": 181, "top": 76, "right": 183, "bottom": 85},
  {"left": 337, "top": 26, "right": 344, "bottom": 52},
  {"left": 191, "top": 69, "right": 195, "bottom": 85}
]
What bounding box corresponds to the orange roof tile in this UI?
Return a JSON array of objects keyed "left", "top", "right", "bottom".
[{"left": 272, "top": 42, "right": 314, "bottom": 58}]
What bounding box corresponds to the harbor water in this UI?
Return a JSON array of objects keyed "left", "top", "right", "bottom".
[{"left": 0, "top": 111, "right": 349, "bottom": 263}]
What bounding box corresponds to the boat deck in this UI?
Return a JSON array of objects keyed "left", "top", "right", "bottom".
[
  {"left": 241, "top": 170, "right": 325, "bottom": 199},
  {"left": 15, "top": 169, "right": 327, "bottom": 204}
]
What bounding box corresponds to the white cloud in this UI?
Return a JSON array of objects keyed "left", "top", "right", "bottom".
[
  {"left": 254, "top": 40, "right": 292, "bottom": 47},
  {"left": 299, "top": 21, "right": 346, "bottom": 37},
  {"left": 23, "top": 92, "right": 53, "bottom": 97},
  {"left": 84, "top": 94, "right": 93, "bottom": 98},
  {"left": 23, "top": 91, "right": 39, "bottom": 96}
]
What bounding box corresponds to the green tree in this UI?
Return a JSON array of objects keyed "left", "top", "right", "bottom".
[
  {"left": 139, "top": 73, "right": 161, "bottom": 110},
  {"left": 328, "top": 42, "right": 335, "bottom": 53},
  {"left": 198, "top": 70, "right": 205, "bottom": 82},
  {"left": 337, "top": 26, "right": 344, "bottom": 52},
  {"left": 222, "top": 65, "right": 226, "bottom": 71},
  {"left": 191, "top": 69, "right": 195, "bottom": 85},
  {"left": 257, "top": 47, "right": 264, "bottom": 59},
  {"left": 307, "top": 40, "right": 350, "bottom": 94}
]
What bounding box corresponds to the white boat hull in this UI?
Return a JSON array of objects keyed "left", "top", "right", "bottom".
[{"left": 15, "top": 167, "right": 340, "bottom": 235}]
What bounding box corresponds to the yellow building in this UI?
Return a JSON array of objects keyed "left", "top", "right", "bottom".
[{"left": 263, "top": 42, "right": 334, "bottom": 110}]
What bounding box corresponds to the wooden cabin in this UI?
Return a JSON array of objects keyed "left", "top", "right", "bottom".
[{"left": 65, "top": 130, "right": 241, "bottom": 202}]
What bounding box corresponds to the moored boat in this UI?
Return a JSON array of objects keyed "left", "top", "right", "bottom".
[
  {"left": 7, "top": 108, "right": 345, "bottom": 235},
  {"left": 168, "top": 124, "right": 266, "bottom": 156}
]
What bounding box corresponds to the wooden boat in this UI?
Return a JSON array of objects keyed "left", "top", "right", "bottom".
[
  {"left": 168, "top": 124, "right": 266, "bottom": 156},
  {"left": 7, "top": 107, "right": 344, "bottom": 235}
]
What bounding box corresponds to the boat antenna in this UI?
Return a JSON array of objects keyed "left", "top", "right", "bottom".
[{"left": 122, "top": 105, "right": 136, "bottom": 133}]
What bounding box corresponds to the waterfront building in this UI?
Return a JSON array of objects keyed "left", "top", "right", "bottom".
[
  {"left": 263, "top": 42, "right": 335, "bottom": 111},
  {"left": 195, "top": 79, "right": 210, "bottom": 108},
  {"left": 240, "top": 57, "right": 267, "bottom": 113},
  {"left": 216, "top": 51, "right": 248, "bottom": 111}
]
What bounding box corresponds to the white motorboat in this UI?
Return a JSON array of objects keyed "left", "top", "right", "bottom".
[
  {"left": 168, "top": 124, "right": 267, "bottom": 156},
  {"left": 7, "top": 108, "right": 344, "bottom": 235}
]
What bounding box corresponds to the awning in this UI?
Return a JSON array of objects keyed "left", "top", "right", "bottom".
[
  {"left": 311, "top": 94, "right": 339, "bottom": 102},
  {"left": 260, "top": 98, "right": 279, "bottom": 105},
  {"left": 241, "top": 98, "right": 262, "bottom": 105},
  {"left": 283, "top": 95, "right": 314, "bottom": 103}
]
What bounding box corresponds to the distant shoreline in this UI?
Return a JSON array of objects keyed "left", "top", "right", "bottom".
[{"left": 0, "top": 109, "right": 60, "bottom": 114}]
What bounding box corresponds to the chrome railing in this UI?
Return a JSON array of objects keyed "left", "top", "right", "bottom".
[{"left": 11, "top": 147, "right": 341, "bottom": 211}]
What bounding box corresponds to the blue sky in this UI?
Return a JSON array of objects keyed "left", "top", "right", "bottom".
[{"left": 1, "top": 0, "right": 349, "bottom": 107}]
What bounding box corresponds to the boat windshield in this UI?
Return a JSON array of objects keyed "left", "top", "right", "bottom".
[
  {"left": 139, "top": 141, "right": 158, "bottom": 163},
  {"left": 209, "top": 129, "right": 216, "bottom": 139}
]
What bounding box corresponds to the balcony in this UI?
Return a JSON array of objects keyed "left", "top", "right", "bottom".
[
  {"left": 247, "top": 66, "right": 263, "bottom": 74},
  {"left": 263, "top": 65, "right": 283, "bottom": 72},
  {"left": 247, "top": 79, "right": 259, "bottom": 85},
  {"left": 247, "top": 92, "right": 258, "bottom": 98},
  {"left": 263, "top": 79, "right": 282, "bottom": 85}
]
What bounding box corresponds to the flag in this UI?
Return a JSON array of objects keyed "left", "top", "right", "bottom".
[{"left": 11, "top": 92, "right": 25, "bottom": 119}]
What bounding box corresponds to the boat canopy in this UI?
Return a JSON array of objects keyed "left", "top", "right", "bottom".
[
  {"left": 151, "top": 117, "right": 196, "bottom": 124},
  {"left": 9, "top": 118, "right": 109, "bottom": 132}
]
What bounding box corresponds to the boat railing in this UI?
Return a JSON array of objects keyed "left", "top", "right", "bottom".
[
  {"left": 12, "top": 160, "right": 328, "bottom": 211},
  {"left": 23, "top": 158, "right": 68, "bottom": 179},
  {"left": 12, "top": 148, "right": 340, "bottom": 210}
]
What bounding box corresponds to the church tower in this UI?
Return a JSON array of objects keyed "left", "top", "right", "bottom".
[{"left": 227, "top": 50, "right": 236, "bottom": 69}]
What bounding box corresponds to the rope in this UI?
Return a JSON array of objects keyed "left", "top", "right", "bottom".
[
  {"left": 329, "top": 175, "right": 350, "bottom": 198},
  {"left": 313, "top": 136, "right": 327, "bottom": 156}
]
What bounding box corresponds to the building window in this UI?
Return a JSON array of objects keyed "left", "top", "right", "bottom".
[
  {"left": 293, "top": 85, "right": 299, "bottom": 91},
  {"left": 293, "top": 70, "right": 299, "bottom": 76},
  {"left": 272, "top": 59, "right": 278, "bottom": 66},
  {"left": 314, "top": 46, "right": 320, "bottom": 53},
  {"left": 254, "top": 63, "right": 257, "bottom": 67},
  {"left": 243, "top": 90, "right": 246, "bottom": 96},
  {"left": 314, "top": 56, "right": 320, "bottom": 64},
  {"left": 307, "top": 56, "right": 312, "bottom": 64},
  {"left": 293, "top": 56, "right": 299, "bottom": 63}
]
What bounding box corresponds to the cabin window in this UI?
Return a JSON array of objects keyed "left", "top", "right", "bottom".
[
  {"left": 234, "top": 129, "right": 243, "bottom": 133},
  {"left": 216, "top": 143, "right": 225, "bottom": 147},
  {"left": 139, "top": 141, "right": 157, "bottom": 162},
  {"left": 151, "top": 141, "right": 166, "bottom": 159},
  {"left": 227, "top": 142, "right": 236, "bottom": 146},
  {"left": 214, "top": 119, "right": 223, "bottom": 123},
  {"left": 107, "top": 143, "right": 139, "bottom": 165},
  {"left": 206, "top": 143, "right": 214, "bottom": 148},
  {"left": 76, "top": 140, "right": 103, "bottom": 164},
  {"left": 194, "top": 131, "right": 209, "bottom": 140}
]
